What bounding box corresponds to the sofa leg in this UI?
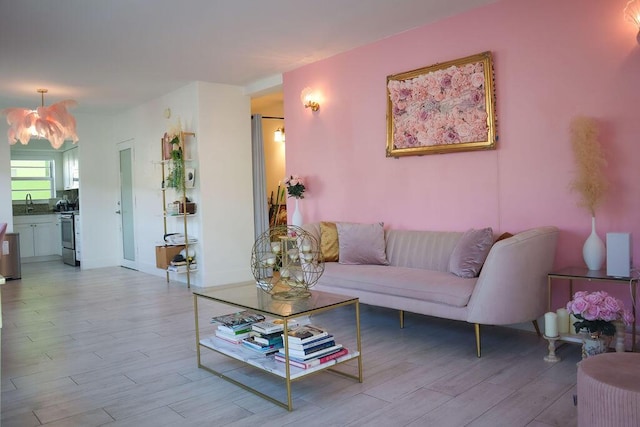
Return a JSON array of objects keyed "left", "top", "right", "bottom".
[
  {"left": 399, "top": 310, "right": 404, "bottom": 329},
  {"left": 475, "top": 323, "right": 481, "bottom": 358},
  {"left": 532, "top": 319, "right": 541, "bottom": 337}
]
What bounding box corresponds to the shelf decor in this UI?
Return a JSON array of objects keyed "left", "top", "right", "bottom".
[
  {"left": 566, "top": 290, "right": 634, "bottom": 358},
  {"left": 284, "top": 175, "right": 306, "bottom": 227},
  {"left": 251, "top": 225, "right": 324, "bottom": 300},
  {"left": 568, "top": 116, "right": 608, "bottom": 270},
  {"left": 386, "top": 51, "right": 497, "bottom": 157},
  {"left": 159, "top": 130, "right": 196, "bottom": 288}
]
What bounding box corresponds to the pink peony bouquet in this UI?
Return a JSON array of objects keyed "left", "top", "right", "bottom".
[
  {"left": 284, "top": 175, "right": 305, "bottom": 199},
  {"left": 566, "top": 290, "right": 634, "bottom": 336}
]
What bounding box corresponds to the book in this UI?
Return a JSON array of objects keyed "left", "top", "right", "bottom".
[
  {"left": 282, "top": 325, "right": 329, "bottom": 344},
  {"left": 241, "top": 336, "right": 281, "bottom": 355},
  {"left": 217, "top": 324, "right": 253, "bottom": 336},
  {"left": 252, "top": 332, "right": 283, "bottom": 346},
  {"left": 252, "top": 321, "right": 284, "bottom": 334},
  {"left": 278, "top": 344, "right": 343, "bottom": 360},
  {"left": 215, "top": 330, "right": 249, "bottom": 344},
  {"left": 251, "top": 316, "right": 310, "bottom": 334},
  {"left": 216, "top": 326, "right": 251, "bottom": 338},
  {"left": 210, "top": 310, "right": 265, "bottom": 329},
  {"left": 285, "top": 335, "right": 334, "bottom": 351},
  {"left": 275, "top": 348, "right": 349, "bottom": 369},
  {"left": 282, "top": 340, "right": 336, "bottom": 358}
]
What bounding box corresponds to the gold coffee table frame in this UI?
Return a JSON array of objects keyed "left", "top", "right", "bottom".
[{"left": 193, "top": 282, "right": 363, "bottom": 411}]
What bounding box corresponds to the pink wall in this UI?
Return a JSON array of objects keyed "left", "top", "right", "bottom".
[{"left": 283, "top": 0, "right": 640, "bottom": 309}]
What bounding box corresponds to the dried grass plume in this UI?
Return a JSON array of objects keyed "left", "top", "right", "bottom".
[{"left": 569, "top": 116, "right": 608, "bottom": 217}]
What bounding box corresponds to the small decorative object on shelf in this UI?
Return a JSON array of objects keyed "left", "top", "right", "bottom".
[
  {"left": 568, "top": 116, "right": 608, "bottom": 271},
  {"left": 251, "top": 225, "right": 324, "bottom": 300},
  {"left": 284, "top": 175, "right": 306, "bottom": 227},
  {"left": 580, "top": 331, "right": 611, "bottom": 359}
]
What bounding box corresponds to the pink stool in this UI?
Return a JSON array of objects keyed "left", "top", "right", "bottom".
[{"left": 577, "top": 352, "right": 640, "bottom": 426}]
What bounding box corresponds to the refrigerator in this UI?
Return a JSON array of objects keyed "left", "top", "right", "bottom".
[{"left": 0, "top": 232, "right": 21, "bottom": 280}]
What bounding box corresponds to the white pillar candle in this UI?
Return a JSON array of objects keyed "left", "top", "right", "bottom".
[
  {"left": 544, "top": 312, "right": 558, "bottom": 337},
  {"left": 556, "top": 308, "right": 569, "bottom": 334},
  {"left": 569, "top": 314, "right": 580, "bottom": 334}
]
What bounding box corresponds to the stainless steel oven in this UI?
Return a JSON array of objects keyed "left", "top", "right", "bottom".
[{"left": 60, "top": 213, "right": 77, "bottom": 265}]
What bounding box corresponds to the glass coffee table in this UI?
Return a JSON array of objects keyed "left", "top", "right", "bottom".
[{"left": 193, "top": 282, "right": 363, "bottom": 411}]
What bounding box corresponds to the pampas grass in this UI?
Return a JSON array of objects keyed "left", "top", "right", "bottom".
[{"left": 569, "top": 116, "right": 608, "bottom": 217}]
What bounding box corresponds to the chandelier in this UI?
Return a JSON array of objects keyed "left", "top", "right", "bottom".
[{"left": 2, "top": 89, "right": 79, "bottom": 149}]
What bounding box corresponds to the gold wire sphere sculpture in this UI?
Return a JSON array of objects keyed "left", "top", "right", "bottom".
[{"left": 251, "top": 225, "right": 324, "bottom": 300}]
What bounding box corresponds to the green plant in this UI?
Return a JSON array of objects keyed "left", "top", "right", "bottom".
[{"left": 167, "top": 147, "right": 184, "bottom": 189}]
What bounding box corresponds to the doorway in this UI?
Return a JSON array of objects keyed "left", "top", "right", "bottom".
[
  {"left": 117, "top": 140, "right": 136, "bottom": 269},
  {"left": 250, "top": 93, "right": 286, "bottom": 231}
]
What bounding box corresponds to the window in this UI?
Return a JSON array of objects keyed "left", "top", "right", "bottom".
[{"left": 11, "top": 160, "right": 55, "bottom": 201}]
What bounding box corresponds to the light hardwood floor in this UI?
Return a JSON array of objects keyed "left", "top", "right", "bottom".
[{"left": 1, "top": 261, "right": 580, "bottom": 426}]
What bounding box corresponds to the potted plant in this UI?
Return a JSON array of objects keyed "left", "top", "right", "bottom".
[
  {"left": 566, "top": 290, "right": 634, "bottom": 357},
  {"left": 166, "top": 134, "right": 184, "bottom": 189}
]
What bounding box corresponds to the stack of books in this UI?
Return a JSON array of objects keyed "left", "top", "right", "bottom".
[
  {"left": 241, "top": 321, "right": 284, "bottom": 355},
  {"left": 275, "top": 325, "right": 349, "bottom": 369},
  {"left": 167, "top": 261, "right": 197, "bottom": 272},
  {"left": 211, "top": 310, "right": 266, "bottom": 344}
]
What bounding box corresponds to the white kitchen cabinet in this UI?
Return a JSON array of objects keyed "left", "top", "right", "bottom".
[
  {"left": 63, "top": 147, "right": 79, "bottom": 190},
  {"left": 13, "top": 215, "right": 61, "bottom": 259}
]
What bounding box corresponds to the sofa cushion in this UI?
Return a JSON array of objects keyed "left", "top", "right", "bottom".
[
  {"left": 448, "top": 227, "right": 493, "bottom": 278},
  {"left": 385, "top": 229, "right": 462, "bottom": 272},
  {"left": 336, "top": 222, "right": 389, "bottom": 265},
  {"left": 320, "top": 221, "right": 339, "bottom": 262},
  {"left": 318, "top": 263, "right": 476, "bottom": 307}
]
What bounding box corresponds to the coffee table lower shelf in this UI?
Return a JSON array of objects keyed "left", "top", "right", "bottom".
[{"left": 198, "top": 336, "right": 361, "bottom": 410}]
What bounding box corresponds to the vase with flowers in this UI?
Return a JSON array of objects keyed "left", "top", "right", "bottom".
[
  {"left": 568, "top": 116, "right": 608, "bottom": 270},
  {"left": 284, "top": 175, "right": 306, "bottom": 227},
  {"left": 566, "top": 290, "right": 634, "bottom": 357}
]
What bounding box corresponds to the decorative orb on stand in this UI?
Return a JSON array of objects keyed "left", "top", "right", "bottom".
[{"left": 251, "top": 225, "right": 324, "bottom": 300}]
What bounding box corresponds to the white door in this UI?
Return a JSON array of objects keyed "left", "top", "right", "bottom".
[{"left": 117, "top": 140, "right": 137, "bottom": 269}]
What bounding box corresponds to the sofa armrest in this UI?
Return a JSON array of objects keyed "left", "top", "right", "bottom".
[{"left": 466, "top": 226, "right": 559, "bottom": 325}]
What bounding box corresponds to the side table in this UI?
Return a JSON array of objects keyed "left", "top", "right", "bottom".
[
  {"left": 548, "top": 267, "right": 637, "bottom": 352},
  {"left": 577, "top": 353, "right": 640, "bottom": 427}
]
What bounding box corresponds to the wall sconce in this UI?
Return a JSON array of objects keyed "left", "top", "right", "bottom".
[
  {"left": 625, "top": 0, "right": 640, "bottom": 44},
  {"left": 300, "top": 87, "right": 320, "bottom": 111},
  {"left": 274, "top": 127, "right": 285, "bottom": 143}
]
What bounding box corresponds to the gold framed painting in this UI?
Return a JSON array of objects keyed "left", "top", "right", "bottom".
[{"left": 386, "top": 51, "right": 497, "bottom": 157}]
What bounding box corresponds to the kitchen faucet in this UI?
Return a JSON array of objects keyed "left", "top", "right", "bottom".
[{"left": 25, "top": 193, "right": 34, "bottom": 214}]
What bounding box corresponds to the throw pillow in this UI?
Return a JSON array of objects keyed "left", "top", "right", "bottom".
[
  {"left": 320, "top": 221, "right": 339, "bottom": 262},
  {"left": 448, "top": 227, "right": 494, "bottom": 278},
  {"left": 336, "top": 222, "right": 389, "bottom": 265},
  {"left": 495, "top": 232, "right": 513, "bottom": 243}
]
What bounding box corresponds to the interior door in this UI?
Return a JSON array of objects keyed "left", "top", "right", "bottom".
[{"left": 117, "top": 141, "right": 136, "bottom": 269}]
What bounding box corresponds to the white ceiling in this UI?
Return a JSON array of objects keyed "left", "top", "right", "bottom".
[{"left": 0, "top": 0, "right": 497, "bottom": 114}]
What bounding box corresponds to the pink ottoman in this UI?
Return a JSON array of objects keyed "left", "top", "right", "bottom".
[{"left": 577, "top": 353, "right": 640, "bottom": 427}]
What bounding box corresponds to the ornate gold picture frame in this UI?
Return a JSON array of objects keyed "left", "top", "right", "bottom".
[{"left": 386, "top": 51, "right": 497, "bottom": 157}]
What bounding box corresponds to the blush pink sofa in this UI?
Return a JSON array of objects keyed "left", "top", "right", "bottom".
[{"left": 303, "top": 223, "right": 559, "bottom": 357}]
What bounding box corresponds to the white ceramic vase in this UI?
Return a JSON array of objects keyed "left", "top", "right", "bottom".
[
  {"left": 582, "top": 216, "right": 605, "bottom": 271},
  {"left": 291, "top": 198, "right": 303, "bottom": 227}
]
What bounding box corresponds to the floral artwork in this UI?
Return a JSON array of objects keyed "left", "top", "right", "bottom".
[{"left": 386, "top": 51, "right": 497, "bottom": 157}]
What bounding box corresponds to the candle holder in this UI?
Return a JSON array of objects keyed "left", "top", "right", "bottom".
[
  {"left": 250, "top": 225, "right": 325, "bottom": 300},
  {"left": 543, "top": 334, "right": 561, "bottom": 362}
]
